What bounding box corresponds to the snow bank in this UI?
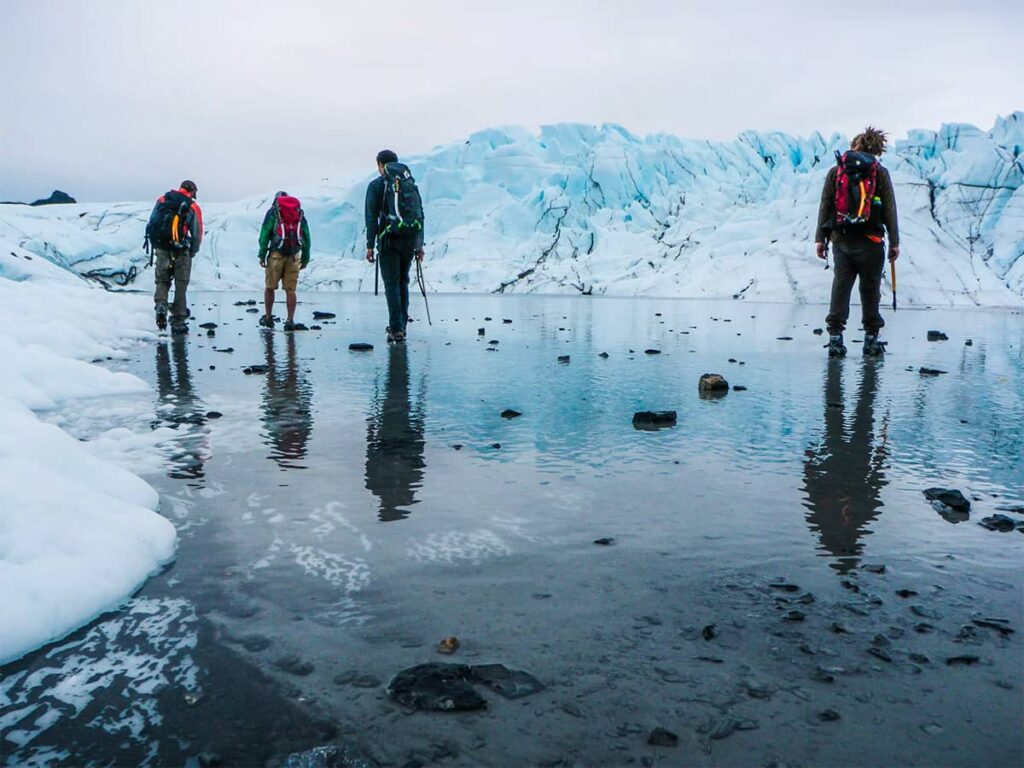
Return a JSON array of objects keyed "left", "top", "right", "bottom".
[
  {"left": 0, "top": 259, "right": 177, "bottom": 665},
  {"left": 1, "top": 114, "right": 1022, "bottom": 306}
]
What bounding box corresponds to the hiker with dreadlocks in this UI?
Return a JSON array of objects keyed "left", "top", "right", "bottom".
[
  {"left": 815, "top": 127, "right": 899, "bottom": 357},
  {"left": 365, "top": 150, "right": 425, "bottom": 343},
  {"left": 258, "top": 191, "right": 311, "bottom": 331},
  {"left": 145, "top": 180, "right": 203, "bottom": 334}
]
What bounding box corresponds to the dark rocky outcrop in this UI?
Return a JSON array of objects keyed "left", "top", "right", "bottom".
[
  {"left": 923, "top": 488, "right": 971, "bottom": 511},
  {"left": 386, "top": 663, "right": 486, "bottom": 711}
]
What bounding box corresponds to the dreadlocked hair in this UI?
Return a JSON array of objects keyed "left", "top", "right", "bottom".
[{"left": 851, "top": 126, "right": 888, "bottom": 156}]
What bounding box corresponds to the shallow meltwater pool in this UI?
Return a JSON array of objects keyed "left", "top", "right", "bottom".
[{"left": 3, "top": 293, "right": 1022, "bottom": 767}]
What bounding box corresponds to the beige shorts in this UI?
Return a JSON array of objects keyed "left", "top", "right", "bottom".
[{"left": 265, "top": 251, "right": 300, "bottom": 291}]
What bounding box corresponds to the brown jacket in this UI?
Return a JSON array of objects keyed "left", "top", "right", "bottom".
[{"left": 815, "top": 164, "right": 899, "bottom": 247}]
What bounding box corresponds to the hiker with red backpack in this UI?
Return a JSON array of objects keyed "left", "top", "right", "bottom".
[
  {"left": 365, "top": 150, "right": 425, "bottom": 343},
  {"left": 145, "top": 180, "right": 203, "bottom": 334},
  {"left": 815, "top": 127, "right": 899, "bottom": 357},
  {"left": 258, "top": 191, "right": 311, "bottom": 331}
]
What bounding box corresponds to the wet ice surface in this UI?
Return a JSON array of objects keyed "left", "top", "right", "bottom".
[{"left": 4, "top": 293, "right": 1022, "bottom": 767}]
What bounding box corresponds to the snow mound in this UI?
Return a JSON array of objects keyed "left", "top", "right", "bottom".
[
  {"left": 0, "top": 272, "right": 177, "bottom": 665},
  {"left": 1, "top": 114, "right": 1022, "bottom": 306}
]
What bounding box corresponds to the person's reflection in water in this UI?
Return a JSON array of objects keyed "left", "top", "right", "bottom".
[
  {"left": 802, "top": 360, "right": 889, "bottom": 574},
  {"left": 154, "top": 337, "right": 207, "bottom": 480},
  {"left": 260, "top": 331, "right": 314, "bottom": 469},
  {"left": 365, "top": 344, "right": 426, "bottom": 522}
]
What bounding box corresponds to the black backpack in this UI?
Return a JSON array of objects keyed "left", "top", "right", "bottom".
[
  {"left": 381, "top": 162, "right": 424, "bottom": 236},
  {"left": 148, "top": 190, "right": 194, "bottom": 251}
]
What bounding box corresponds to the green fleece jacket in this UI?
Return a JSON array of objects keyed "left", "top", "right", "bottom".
[{"left": 258, "top": 206, "right": 312, "bottom": 266}]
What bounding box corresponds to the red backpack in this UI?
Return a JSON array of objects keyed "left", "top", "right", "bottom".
[
  {"left": 833, "top": 150, "right": 879, "bottom": 227},
  {"left": 273, "top": 195, "right": 303, "bottom": 256}
]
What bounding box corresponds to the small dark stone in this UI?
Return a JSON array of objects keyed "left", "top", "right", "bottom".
[
  {"left": 557, "top": 355, "right": 571, "bottom": 363},
  {"left": 979, "top": 514, "right": 1021, "bottom": 532},
  {"left": 919, "top": 367, "right": 947, "bottom": 376},
  {"left": 830, "top": 622, "right": 849, "bottom": 634},
  {"left": 813, "top": 328, "right": 824, "bottom": 335},
  {"left": 911, "top": 605, "right": 940, "bottom": 619},
  {"left": 199, "top": 322, "right": 217, "bottom": 329},
  {"left": 593, "top": 537, "right": 615, "bottom": 546},
  {"left": 647, "top": 727, "right": 679, "bottom": 747},
  {"left": 349, "top": 343, "right": 374, "bottom": 351},
  {"left": 818, "top": 709, "right": 841, "bottom": 722},
  {"left": 491, "top": 443, "right": 501, "bottom": 449},
  {"left": 945, "top": 655, "right": 980, "bottom": 666},
  {"left": 782, "top": 610, "right": 805, "bottom": 622},
  {"left": 275, "top": 655, "right": 314, "bottom": 676},
  {"left": 206, "top": 329, "right": 215, "bottom": 337},
  {"left": 927, "top": 330, "right": 948, "bottom": 341},
  {"left": 246, "top": 307, "right": 260, "bottom": 313},
  {"left": 233, "top": 300, "right": 258, "bottom": 306},
  {"left": 698, "top": 373, "right": 729, "bottom": 393},
  {"left": 733, "top": 385, "right": 748, "bottom": 391},
  {"left": 972, "top": 617, "right": 1015, "bottom": 635},
  {"left": 469, "top": 664, "right": 545, "bottom": 699},
  {"left": 776, "top": 336, "right": 794, "bottom": 341},
  {"left": 598, "top": 352, "right": 609, "bottom": 358},
  {"left": 644, "top": 349, "right": 661, "bottom": 355},
  {"left": 503, "top": 319, "right": 512, "bottom": 324},
  {"left": 477, "top": 328, "right": 485, "bottom": 336},
  {"left": 215, "top": 347, "right": 234, "bottom": 353},
  {"left": 312, "top": 311, "right": 336, "bottom": 319},
  {"left": 702, "top": 624, "right": 716, "bottom": 641},
  {"left": 769, "top": 581, "right": 801, "bottom": 592},
  {"left": 206, "top": 411, "right": 223, "bottom": 419},
  {"left": 632, "top": 411, "right": 677, "bottom": 430},
  {"left": 862, "top": 563, "right": 886, "bottom": 574},
  {"left": 283, "top": 744, "right": 377, "bottom": 768},
  {"left": 310, "top": 325, "right": 322, "bottom": 330},
  {"left": 352, "top": 674, "right": 382, "bottom": 688},
  {"left": 867, "top": 647, "right": 892, "bottom": 663},
  {"left": 242, "top": 365, "right": 268, "bottom": 375},
  {"left": 914, "top": 623, "right": 935, "bottom": 634},
  {"left": 965, "top": 339, "right": 973, "bottom": 346},
  {"left": 488, "top": 339, "right": 500, "bottom": 345},
  {"left": 896, "top": 589, "right": 918, "bottom": 598},
  {"left": 452, "top": 444, "right": 463, "bottom": 451},
  {"left": 500, "top": 409, "right": 522, "bottom": 419},
  {"left": 924, "top": 488, "right": 971, "bottom": 511},
  {"left": 909, "top": 653, "right": 930, "bottom": 664},
  {"left": 387, "top": 663, "right": 486, "bottom": 711}
]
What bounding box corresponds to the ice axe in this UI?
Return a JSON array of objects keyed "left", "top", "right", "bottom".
[
  {"left": 374, "top": 250, "right": 379, "bottom": 296},
  {"left": 415, "top": 257, "right": 432, "bottom": 326},
  {"left": 890, "top": 259, "right": 897, "bottom": 311}
]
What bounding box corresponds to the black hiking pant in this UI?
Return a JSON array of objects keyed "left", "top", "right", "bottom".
[
  {"left": 826, "top": 239, "right": 886, "bottom": 335},
  {"left": 378, "top": 234, "right": 415, "bottom": 334}
]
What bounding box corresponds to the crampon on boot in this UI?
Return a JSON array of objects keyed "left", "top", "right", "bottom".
[
  {"left": 863, "top": 333, "right": 885, "bottom": 356},
  {"left": 827, "top": 333, "right": 847, "bottom": 358},
  {"left": 155, "top": 305, "right": 168, "bottom": 331}
]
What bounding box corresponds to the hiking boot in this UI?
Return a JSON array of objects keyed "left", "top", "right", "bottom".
[
  {"left": 863, "top": 333, "right": 885, "bottom": 357},
  {"left": 155, "top": 306, "right": 167, "bottom": 331},
  {"left": 385, "top": 327, "right": 396, "bottom": 343},
  {"left": 170, "top": 320, "right": 189, "bottom": 336},
  {"left": 259, "top": 314, "right": 275, "bottom": 330},
  {"left": 284, "top": 320, "right": 295, "bottom": 332},
  {"left": 392, "top": 329, "right": 406, "bottom": 343},
  {"left": 827, "top": 333, "right": 847, "bottom": 358}
]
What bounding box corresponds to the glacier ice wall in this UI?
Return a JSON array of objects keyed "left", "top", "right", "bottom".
[{"left": 1, "top": 113, "right": 1022, "bottom": 306}]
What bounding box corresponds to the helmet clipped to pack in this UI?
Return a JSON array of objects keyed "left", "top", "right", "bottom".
[{"left": 180, "top": 180, "right": 198, "bottom": 199}]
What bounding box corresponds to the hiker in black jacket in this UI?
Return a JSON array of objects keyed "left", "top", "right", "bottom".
[
  {"left": 815, "top": 127, "right": 899, "bottom": 357},
  {"left": 365, "top": 150, "right": 425, "bottom": 343}
]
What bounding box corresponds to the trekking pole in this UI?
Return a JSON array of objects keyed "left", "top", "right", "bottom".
[
  {"left": 374, "top": 250, "right": 379, "bottom": 296},
  {"left": 415, "top": 257, "right": 432, "bottom": 326},
  {"left": 890, "top": 259, "right": 897, "bottom": 311}
]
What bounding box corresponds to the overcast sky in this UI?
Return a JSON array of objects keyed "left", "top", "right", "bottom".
[{"left": 1, "top": 0, "right": 1020, "bottom": 202}]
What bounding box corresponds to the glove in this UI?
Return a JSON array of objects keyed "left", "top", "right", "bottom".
[{"left": 259, "top": 256, "right": 266, "bottom": 269}]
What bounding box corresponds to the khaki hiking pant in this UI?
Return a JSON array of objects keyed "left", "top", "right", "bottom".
[
  {"left": 265, "top": 251, "right": 301, "bottom": 291},
  {"left": 154, "top": 247, "right": 193, "bottom": 321}
]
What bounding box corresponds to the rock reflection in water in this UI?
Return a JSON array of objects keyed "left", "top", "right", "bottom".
[
  {"left": 260, "top": 332, "right": 314, "bottom": 469},
  {"left": 802, "top": 359, "right": 889, "bottom": 573},
  {"left": 154, "top": 337, "right": 208, "bottom": 481},
  {"left": 365, "top": 344, "right": 426, "bottom": 522}
]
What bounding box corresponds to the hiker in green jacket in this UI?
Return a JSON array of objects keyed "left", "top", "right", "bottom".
[{"left": 258, "top": 191, "right": 311, "bottom": 331}]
